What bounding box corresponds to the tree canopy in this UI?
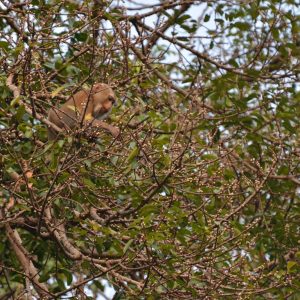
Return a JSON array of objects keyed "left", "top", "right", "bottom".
[{"left": 0, "top": 0, "right": 300, "bottom": 299}]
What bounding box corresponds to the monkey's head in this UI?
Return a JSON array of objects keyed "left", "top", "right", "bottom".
[{"left": 92, "top": 83, "right": 116, "bottom": 119}]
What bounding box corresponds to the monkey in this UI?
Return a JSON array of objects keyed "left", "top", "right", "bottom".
[{"left": 47, "top": 83, "right": 120, "bottom": 140}]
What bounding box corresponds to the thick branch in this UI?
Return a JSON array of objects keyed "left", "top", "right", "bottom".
[{"left": 3, "top": 217, "right": 51, "bottom": 298}]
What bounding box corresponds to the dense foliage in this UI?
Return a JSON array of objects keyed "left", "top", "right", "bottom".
[{"left": 0, "top": 0, "right": 300, "bottom": 299}]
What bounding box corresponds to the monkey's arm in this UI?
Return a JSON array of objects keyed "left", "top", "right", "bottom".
[
  {"left": 89, "top": 119, "right": 120, "bottom": 137},
  {"left": 48, "top": 108, "right": 119, "bottom": 139}
]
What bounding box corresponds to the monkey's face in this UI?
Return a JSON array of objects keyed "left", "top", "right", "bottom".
[{"left": 92, "top": 83, "right": 116, "bottom": 119}]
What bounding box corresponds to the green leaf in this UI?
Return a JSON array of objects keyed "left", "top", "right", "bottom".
[
  {"left": 232, "top": 22, "right": 251, "bottom": 31},
  {"left": 176, "top": 14, "right": 191, "bottom": 25},
  {"left": 15, "top": 105, "right": 26, "bottom": 122},
  {"left": 60, "top": 269, "right": 73, "bottom": 285},
  {"left": 177, "top": 37, "right": 189, "bottom": 41},
  {"left": 74, "top": 32, "right": 88, "bottom": 42},
  {"left": 57, "top": 140, "right": 65, "bottom": 148},
  {"left": 0, "top": 41, "right": 9, "bottom": 51},
  {"left": 123, "top": 239, "right": 133, "bottom": 254},
  {"left": 204, "top": 14, "right": 210, "bottom": 22},
  {"left": 287, "top": 261, "right": 297, "bottom": 273},
  {"left": 10, "top": 96, "right": 21, "bottom": 107},
  {"left": 127, "top": 146, "right": 139, "bottom": 163},
  {"left": 24, "top": 128, "right": 33, "bottom": 138},
  {"left": 39, "top": 272, "right": 50, "bottom": 283},
  {"left": 83, "top": 178, "right": 96, "bottom": 188},
  {"left": 51, "top": 85, "right": 69, "bottom": 98},
  {"left": 224, "top": 168, "right": 235, "bottom": 180}
]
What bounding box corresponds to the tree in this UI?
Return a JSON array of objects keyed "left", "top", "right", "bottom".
[{"left": 0, "top": 0, "right": 299, "bottom": 299}]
